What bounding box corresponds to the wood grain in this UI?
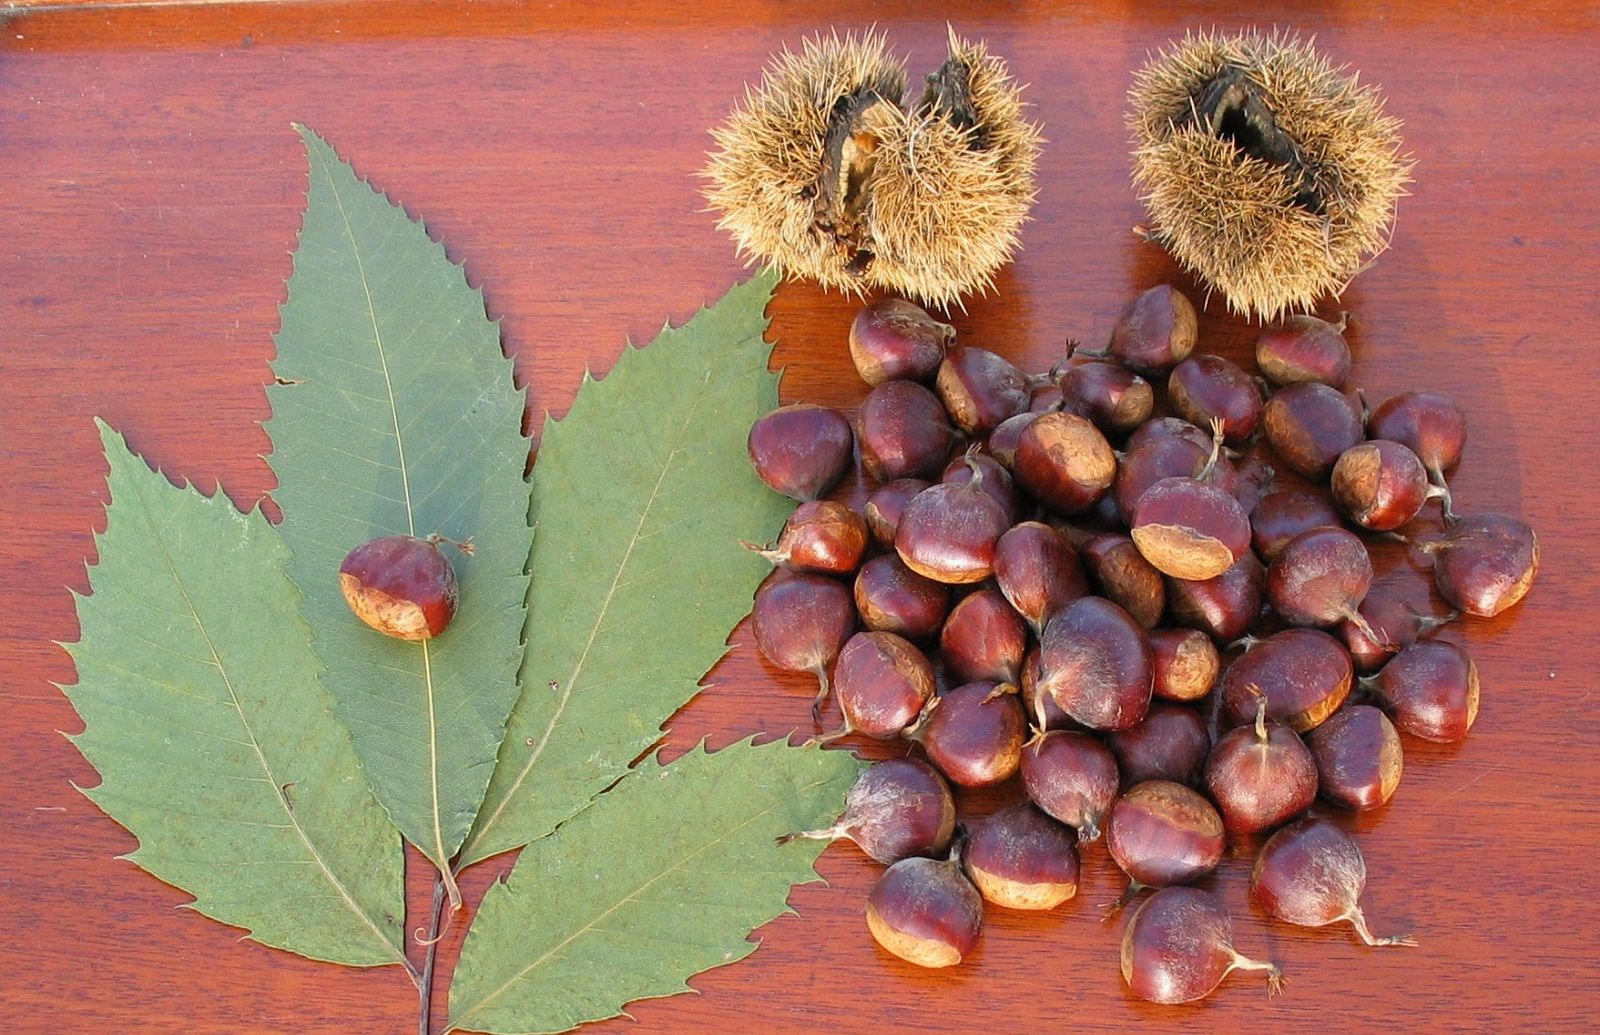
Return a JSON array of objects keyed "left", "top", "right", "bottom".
[{"left": 3, "top": 2, "right": 1598, "bottom": 1032}]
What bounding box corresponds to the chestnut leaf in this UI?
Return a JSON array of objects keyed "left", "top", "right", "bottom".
[
  {"left": 61, "top": 421, "right": 408, "bottom": 970},
  {"left": 446, "top": 738, "right": 862, "bottom": 1035},
  {"left": 456, "top": 271, "right": 789, "bottom": 868},
  {"left": 265, "top": 126, "right": 532, "bottom": 892}
]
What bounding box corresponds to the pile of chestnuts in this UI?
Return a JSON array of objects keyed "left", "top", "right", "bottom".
[{"left": 748, "top": 286, "right": 1538, "bottom": 1004}]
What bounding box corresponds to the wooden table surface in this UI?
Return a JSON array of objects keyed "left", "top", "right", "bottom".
[{"left": 4, "top": 2, "right": 1598, "bottom": 1032}]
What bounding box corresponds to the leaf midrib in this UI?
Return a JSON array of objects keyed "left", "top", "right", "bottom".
[
  {"left": 308, "top": 138, "right": 449, "bottom": 877},
  {"left": 445, "top": 769, "right": 835, "bottom": 1032},
  {"left": 457, "top": 366, "right": 715, "bottom": 867},
  {"left": 125, "top": 477, "right": 409, "bottom": 973}
]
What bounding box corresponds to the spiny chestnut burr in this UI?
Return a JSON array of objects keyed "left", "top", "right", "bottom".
[
  {"left": 937, "top": 346, "right": 1031, "bottom": 435},
  {"left": 1251, "top": 816, "right": 1416, "bottom": 947},
  {"left": 339, "top": 534, "right": 461, "bottom": 641},
  {"left": 1166, "top": 551, "right": 1265, "bottom": 643},
  {"left": 1267, "top": 526, "right": 1379, "bottom": 640},
  {"left": 1221, "top": 628, "right": 1352, "bottom": 732},
  {"left": 747, "top": 403, "right": 854, "bottom": 500},
  {"left": 1250, "top": 490, "right": 1343, "bottom": 563},
  {"left": 850, "top": 298, "right": 954, "bottom": 385},
  {"left": 857, "top": 380, "right": 959, "bottom": 482},
  {"left": 1262, "top": 382, "right": 1364, "bottom": 480},
  {"left": 895, "top": 460, "right": 1010, "bottom": 584},
  {"left": 1167, "top": 355, "right": 1264, "bottom": 446},
  {"left": 940, "top": 451, "right": 1019, "bottom": 524},
  {"left": 1204, "top": 689, "right": 1318, "bottom": 834},
  {"left": 940, "top": 589, "right": 1027, "bottom": 685},
  {"left": 782, "top": 757, "right": 955, "bottom": 864},
  {"left": 751, "top": 570, "right": 855, "bottom": 719},
  {"left": 1409, "top": 512, "right": 1539, "bottom": 618},
  {"left": 1013, "top": 411, "right": 1118, "bottom": 515},
  {"left": 1256, "top": 313, "right": 1351, "bottom": 388},
  {"left": 1150, "top": 628, "right": 1220, "bottom": 702},
  {"left": 964, "top": 803, "right": 1081, "bottom": 911},
  {"left": 1057, "top": 361, "right": 1155, "bottom": 434},
  {"left": 864, "top": 479, "right": 930, "bottom": 549},
  {"left": 1340, "top": 586, "right": 1455, "bottom": 673},
  {"left": 1308, "top": 704, "right": 1403, "bottom": 811},
  {"left": 1121, "top": 886, "right": 1283, "bottom": 1004},
  {"left": 744, "top": 500, "right": 868, "bottom": 576},
  {"left": 1109, "top": 703, "right": 1211, "bottom": 788},
  {"left": 1081, "top": 533, "right": 1166, "bottom": 630},
  {"left": 1021, "top": 730, "right": 1120, "bottom": 840},
  {"left": 1106, "top": 780, "right": 1226, "bottom": 906},
  {"left": 1366, "top": 640, "right": 1480, "bottom": 743},
  {"left": 1106, "top": 284, "right": 1198, "bottom": 376},
  {"left": 906, "top": 681, "right": 1026, "bottom": 788},
  {"left": 1366, "top": 388, "right": 1467, "bottom": 483},
  {"left": 993, "top": 521, "right": 1088, "bottom": 635},
  {"left": 854, "top": 553, "right": 950, "bottom": 642},
  {"left": 1331, "top": 439, "right": 1443, "bottom": 531},
  {"left": 1131, "top": 476, "right": 1252, "bottom": 581},
  {"left": 866, "top": 847, "right": 984, "bottom": 968},
  {"left": 826, "top": 631, "right": 936, "bottom": 740},
  {"left": 1039, "top": 596, "right": 1153, "bottom": 732}
]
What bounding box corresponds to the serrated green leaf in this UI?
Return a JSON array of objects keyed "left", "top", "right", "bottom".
[
  {"left": 445, "top": 739, "right": 861, "bottom": 1035},
  {"left": 456, "top": 272, "right": 788, "bottom": 869},
  {"left": 264, "top": 126, "right": 531, "bottom": 891},
  {"left": 62, "top": 421, "right": 407, "bottom": 969}
]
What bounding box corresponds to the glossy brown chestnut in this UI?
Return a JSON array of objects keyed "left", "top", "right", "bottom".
[
  {"left": 1250, "top": 490, "right": 1344, "bottom": 563},
  {"left": 1131, "top": 476, "right": 1252, "bottom": 581},
  {"left": 1113, "top": 434, "right": 1214, "bottom": 525},
  {"left": 1106, "top": 283, "right": 1198, "bottom": 376},
  {"left": 853, "top": 554, "right": 950, "bottom": 643},
  {"left": 829, "top": 631, "right": 937, "bottom": 739},
  {"left": 1125, "top": 415, "right": 1213, "bottom": 454},
  {"left": 1121, "top": 887, "right": 1283, "bottom": 1004},
  {"left": 339, "top": 534, "right": 460, "bottom": 641},
  {"left": 1013, "top": 411, "right": 1118, "bottom": 515},
  {"left": 907, "top": 681, "right": 1027, "bottom": 788},
  {"left": 1107, "top": 780, "right": 1226, "bottom": 891},
  {"left": 1366, "top": 388, "right": 1467, "bottom": 480},
  {"left": 866, "top": 852, "right": 984, "bottom": 968},
  {"left": 1331, "top": 439, "right": 1438, "bottom": 531},
  {"left": 985, "top": 410, "right": 1040, "bottom": 469},
  {"left": 964, "top": 803, "right": 1081, "bottom": 911},
  {"left": 1220, "top": 628, "right": 1353, "bottom": 732},
  {"left": 1039, "top": 596, "right": 1154, "bottom": 732},
  {"left": 940, "top": 451, "right": 1019, "bottom": 524},
  {"left": 1308, "top": 705, "right": 1404, "bottom": 811},
  {"left": 993, "top": 521, "right": 1088, "bottom": 634},
  {"left": 849, "top": 298, "right": 954, "bottom": 385},
  {"left": 936, "top": 346, "right": 1032, "bottom": 436},
  {"left": 1021, "top": 730, "right": 1120, "bottom": 840},
  {"left": 1255, "top": 313, "right": 1351, "bottom": 387},
  {"left": 1109, "top": 704, "right": 1211, "bottom": 788},
  {"left": 1166, "top": 551, "right": 1266, "bottom": 643},
  {"left": 940, "top": 589, "right": 1028, "bottom": 685},
  {"left": 1204, "top": 692, "right": 1318, "bottom": 834},
  {"left": 1262, "top": 382, "right": 1364, "bottom": 480},
  {"left": 857, "top": 380, "right": 959, "bottom": 482},
  {"left": 747, "top": 403, "right": 855, "bottom": 500},
  {"left": 895, "top": 466, "right": 1011, "bottom": 585},
  {"left": 1150, "top": 628, "right": 1221, "bottom": 702},
  {"left": 1267, "top": 526, "right": 1377, "bottom": 636},
  {"left": 1251, "top": 817, "right": 1415, "bottom": 947},
  {"left": 1368, "top": 641, "right": 1480, "bottom": 743},
  {"left": 751, "top": 570, "right": 856, "bottom": 718},
  {"left": 1339, "top": 586, "right": 1455, "bottom": 673},
  {"left": 1417, "top": 512, "right": 1540, "bottom": 618},
  {"left": 1167, "top": 354, "right": 1263, "bottom": 446},
  {"left": 1020, "top": 645, "right": 1074, "bottom": 733},
  {"left": 1058, "top": 361, "right": 1155, "bottom": 434},
  {"left": 745, "top": 500, "right": 868, "bottom": 575},
  {"left": 1081, "top": 534, "right": 1166, "bottom": 630},
  {"left": 864, "top": 478, "right": 930, "bottom": 549},
  {"left": 782, "top": 757, "right": 955, "bottom": 864}
]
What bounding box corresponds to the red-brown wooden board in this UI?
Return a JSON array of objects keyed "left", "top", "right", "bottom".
[{"left": 3, "top": 2, "right": 1597, "bottom": 1032}]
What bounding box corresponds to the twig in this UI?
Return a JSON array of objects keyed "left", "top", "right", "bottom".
[{"left": 418, "top": 876, "right": 448, "bottom": 1035}]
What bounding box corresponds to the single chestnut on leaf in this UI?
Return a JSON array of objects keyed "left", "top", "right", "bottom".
[{"left": 340, "top": 533, "right": 466, "bottom": 641}]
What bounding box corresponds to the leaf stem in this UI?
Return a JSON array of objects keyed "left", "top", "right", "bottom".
[{"left": 418, "top": 875, "right": 448, "bottom": 1035}]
